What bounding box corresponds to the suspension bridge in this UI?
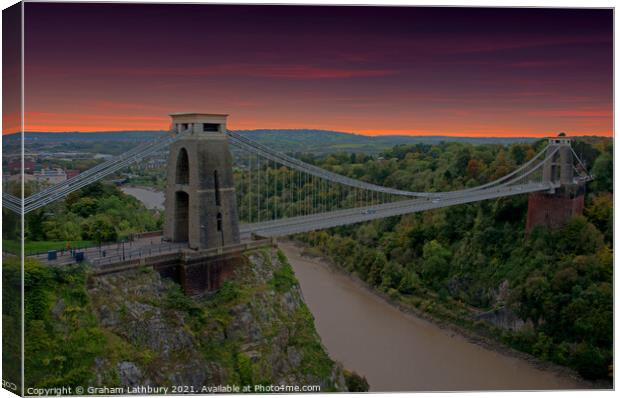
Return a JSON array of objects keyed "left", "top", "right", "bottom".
[{"left": 3, "top": 113, "right": 592, "bottom": 261}]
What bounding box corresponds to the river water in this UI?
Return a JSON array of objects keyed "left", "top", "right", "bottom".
[
  {"left": 278, "top": 241, "right": 583, "bottom": 392},
  {"left": 121, "top": 187, "right": 165, "bottom": 210}
]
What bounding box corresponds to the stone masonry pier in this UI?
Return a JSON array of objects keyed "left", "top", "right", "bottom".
[{"left": 91, "top": 239, "right": 275, "bottom": 295}]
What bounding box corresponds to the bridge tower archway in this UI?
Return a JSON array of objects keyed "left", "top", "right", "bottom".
[
  {"left": 163, "top": 113, "right": 240, "bottom": 250},
  {"left": 174, "top": 190, "right": 189, "bottom": 242},
  {"left": 176, "top": 147, "right": 190, "bottom": 185}
]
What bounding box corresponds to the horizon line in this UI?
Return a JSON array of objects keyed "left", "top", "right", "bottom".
[{"left": 2, "top": 129, "right": 613, "bottom": 139}]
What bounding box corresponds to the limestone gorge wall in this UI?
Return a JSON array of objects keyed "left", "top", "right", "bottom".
[{"left": 86, "top": 248, "right": 346, "bottom": 392}]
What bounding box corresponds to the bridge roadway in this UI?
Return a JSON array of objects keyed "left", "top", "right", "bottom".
[
  {"left": 30, "top": 182, "right": 553, "bottom": 266},
  {"left": 240, "top": 182, "right": 555, "bottom": 238}
]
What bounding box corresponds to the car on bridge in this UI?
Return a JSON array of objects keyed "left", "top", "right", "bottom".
[{"left": 361, "top": 209, "right": 377, "bottom": 215}]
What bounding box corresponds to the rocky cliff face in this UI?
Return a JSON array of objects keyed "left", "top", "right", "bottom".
[{"left": 86, "top": 248, "right": 346, "bottom": 392}]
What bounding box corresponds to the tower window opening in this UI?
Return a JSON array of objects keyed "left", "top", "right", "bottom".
[
  {"left": 217, "top": 213, "right": 223, "bottom": 231},
  {"left": 176, "top": 148, "right": 189, "bottom": 185},
  {"left": 214, "top": 170, "right": 221, "bottom": 205},
  {"left": 203, "top": 123, "right": 220, "bottom": 132},
  {"left": 181, "top": 123, "right": 189, "bottom": 131}
]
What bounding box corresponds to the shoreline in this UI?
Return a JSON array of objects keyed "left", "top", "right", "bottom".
[{"left": 278, "top": 238, "right": 604, "bottom": 390}]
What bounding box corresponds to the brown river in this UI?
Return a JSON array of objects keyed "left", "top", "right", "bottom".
[{"left": 278, "top": 241, "right": 584, "bottom": 392}]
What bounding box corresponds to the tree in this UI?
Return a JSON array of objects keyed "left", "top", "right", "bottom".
[
  {"left": 356, "top": 223, "right": 378, "bottom": 246},
  {"left": 591, "top": 152, "right": 612, "bottom": 193},
  {"left": 81, "top": 214, "right": 117, "bottom": 243},
  {"left": 367, "top": 252, "right": 388, "bottom": 287},
  {"left": 465, "top": 158, "right": 481, "bottom": 180},
  {"left": 380, "top": 261, "right": 403, "bottom": 291},
  {"left": 70, "top": 197, "right": 99, "bottom": 218},
  {"left": 559, "top": 216, "right": 604, "bottom": 255},
  {"left": 513, "top": 274, "right": 549, "bottom": 326},
  {"left": 510, "top": 145, "right": 526, "bottom": 164},
  {"left": 551, "top": 266, "right": 577, "bottom": 293},
  {"left": 398, "top": 269, "right": 421, "bottom": 294},
  {"left": 43, "top": 214, "right": 82, "bottom": 242},
  {"left": 419, "top": 240, "right": 451, "bottom": 283},
  {"left": 344, "top": 370, "right": 369, "bottom": 392},
  {"left": 490, "top": 149, "right": 515, "bottom": 181},
  {"left": 584, "top": 194, "right": 612, "bottom": 242},
  {"left": 26, "top": 210, "right": 47, "bottom": 241},
  {"left": 574, "top": 342, "right": 608, "bottom": 380}
]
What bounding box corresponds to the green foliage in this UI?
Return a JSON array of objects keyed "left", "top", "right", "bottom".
[
  {"left": 585, "top": 194, "right": 613, "bottom": 243},
  {"left": 23, "top": 260, "right": 55, "bottom": 322},
  {"left": 420, "top": 240, "right": 451, "bottom": 285},
  {"left": 24, "top": 181, "right": 159, "bottom": 246},
  {"left": 367, "top": 252, "right": 387, "bottom": 286},
  {"left": 164, "top": 283, "right": 207, "bottom": 324},
  {"left": 290, "top": 304, "right": 336, "bottom": 382},
  {"left": 10, "top": 259, "right": 109, "bottom": 388},
  {"left": 235, "top": 352, "right": 254, "bottom": 386},
  {"left": 42, "top": 213, "right": 82, "bottom": 242},
  {"left": 344, "top": 370, "right": 370, "bottom": 392},
  {"left": 591, "top": 152, "right": 612, "bottom": 193},
  {"left": 398, "top": 269, "right": 422, "bottom": 294},
  {"left": 70, "top": 197, "right": 99, "bottom": 217},
  {"left": 557, "top": 216, "right": 604, "bottom": 255},
  {"left": 81, "top": 214, "right": 118, "bottom": 243},
  {"left": 270, "top": 251, "right": 298, "bottom": 292},
  {"left": 380, "top": 261, "right": 403, "bottom": 291},
  {"left": 3, "top": 257, "right": 23, "bottom": 389},
  {"left": 211, "top": 281, "right": 242, "bottom": 305},
  {"left": 574, "top": 342, "right": 609, "bottom": 380}
]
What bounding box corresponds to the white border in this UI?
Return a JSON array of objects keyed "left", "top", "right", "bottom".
[{"left": 0, "top": 2, "right": 616, "bottom": 398}]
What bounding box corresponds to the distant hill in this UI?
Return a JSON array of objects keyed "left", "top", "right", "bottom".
[
  {"left": 232, "top": 129, "right": 540, "bottom": 154},
  {"left": 4, "top": 129, "right": 549, "bottom": 155},
  {"left": 15, "top": 131, "right": 168, "bottom": 142}
]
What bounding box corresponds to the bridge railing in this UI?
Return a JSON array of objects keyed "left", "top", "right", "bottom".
[
  {"left": 89, "top": 242, "right": 187, "bottom": 267},
  {"left": 89, "top": 238, "right": 275, "bottom": 268}
]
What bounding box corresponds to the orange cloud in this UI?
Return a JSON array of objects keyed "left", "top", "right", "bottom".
[
  {"left": 527, "top": 109, "right": 612, "bottom": 118},
  {"left": 2, "top": 112, "right": 22, "bottom": 134}
]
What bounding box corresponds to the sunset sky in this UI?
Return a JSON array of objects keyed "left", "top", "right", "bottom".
[{"left": 18, "top": 3, "right": 613, "bottom": 137}]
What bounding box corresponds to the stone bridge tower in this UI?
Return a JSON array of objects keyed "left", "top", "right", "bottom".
[
  {"left": 526, "top": 136, "right": 585, "bottom": 233},
  {"left": 541, "top": 137, "right": 574, "bottom": 187},
  {"left": 164, "top": 113, "right": 240, "bottom": 250}
]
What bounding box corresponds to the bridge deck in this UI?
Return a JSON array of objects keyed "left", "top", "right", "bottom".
[
  {"left": 29, "top": 182, "right": 552, "bottom": 267},
  {"left": 240, "top": 182, "right": 553, "bottom": 238}
]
